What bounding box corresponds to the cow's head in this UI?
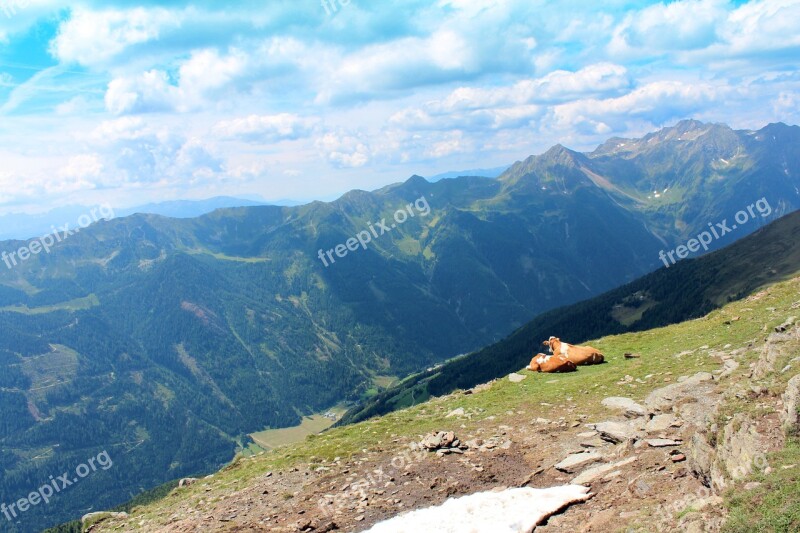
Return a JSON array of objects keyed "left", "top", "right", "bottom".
[{"left": 547, "top": 337, "right": 562, "bottom": 354}]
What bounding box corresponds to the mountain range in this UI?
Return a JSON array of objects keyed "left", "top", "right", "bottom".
[
  {"left": 0, "top": 119, "right": 798, "bottom": 531},
  {"left": 0, "top": 197, "right": 274, "bottom": 242}
]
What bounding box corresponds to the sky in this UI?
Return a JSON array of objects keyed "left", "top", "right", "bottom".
[{"left": 0, "top": 0, "right": 798, "bottom": 214}]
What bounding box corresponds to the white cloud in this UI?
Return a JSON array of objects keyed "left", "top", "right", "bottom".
[
  {"left": 316, "top": 131, "right": 371, "bottom": 168},
  {"left": 389, "top": 63, "right": 629, "bottom": 131},
  {"left": 103, "top": 44, "right": 300, "bottom": 115},
  {"left": 314, "top": 29, "right": 485, "bottom": 104},
  {"left": 608, "top": 0, "right": 726, "bottom": 56},
  {"left": 86, "top": 117, "right": 224, "bottom": 186},
  {"left": 55, "top": 96, "right": 91, "bottom": 115},
  {"left": 59, "top": 154, "right": 103, "bottom": 180},
  {"left": 105, "top": 69, "right": 177, "bottom": 115},
  {"left": 608, "top": 0, "right": 800, "bottom": 63},
  {"left": 710, "top": 0, "right": 800, "bottom": 57},
  {"left": 213, "top": 113, "right": 318, "bottom": 143},
  {"left": 550, "top": 80, "right": 721, "bottom": 133},
  {"left": 51, "top": 7, "right": 179, "bottom": 66}
]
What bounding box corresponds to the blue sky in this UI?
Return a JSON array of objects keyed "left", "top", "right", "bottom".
[{"left": 0, "top": 0, "right": 798, "bottom": 213}]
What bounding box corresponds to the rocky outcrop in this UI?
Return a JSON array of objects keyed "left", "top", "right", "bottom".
[
  {"left": 82, "top": 511, "right": 128, "bottom": 528},
  {"left": 782, "top": 374, "right": 800, "bottom": 433},
  {"left": 752, "top": 321, "right": 800, "bottom": 379},
  {"left": 554, "top": 452, "right": 604, "bottom": 473},
  {"left": 591, "top": 420, "right": 644, "bottom": 444},
  {"left": 644, "top": 372, "right": 714, "bottom": 413},
  {"left": 572, "top": 456, "right": 637, "bottom": 485},
  {"left": 600, "top": 397, "right": 647, "bottom": 418},
  {"left": 419, "top": 431, "right": 468, "bottom": 455}
]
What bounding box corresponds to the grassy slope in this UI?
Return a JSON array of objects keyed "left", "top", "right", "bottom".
[
  {"left": 94, "top": 271, "right": 800, "bottom": 531},
  {"left": 340, "top": 210, "right": 800, "bottom": 425}
]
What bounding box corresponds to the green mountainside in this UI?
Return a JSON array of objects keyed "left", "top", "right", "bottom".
[
  {"left": 85, "top": 216, "right": 800, "bottom": 533},
  {"left": 340, "top": 208, "right": 800, "bottom": 425},
  {"left": 0, "top": 120, "right": 798, "bottom": 531}
]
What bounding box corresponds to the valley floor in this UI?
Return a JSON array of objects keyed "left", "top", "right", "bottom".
[{"left": 90, "top": 277, "right": 800, "bottom": 533}]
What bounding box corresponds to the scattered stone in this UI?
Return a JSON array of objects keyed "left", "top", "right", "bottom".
[
  {"left": 81, "top": 512, "right": 129, "bottom": 527},
  {"left": 446, "top": 408, "right": 465, "bottom": 418},
  {"left": 580, "top": 437, "right": 608, "bottom": 449},
  {"left": 554, "top": 452, "right": 604, "bottom": 473},
  {"left": 781, "top": 374, "right": 800, "bottom": 431},
  {"left": 644, "top": 372, "right": 714, "bottom": 412},
  {"left": 420, "top": 431, "right": 456, "bottom": 450},
  {"left": 694, "top": 495, "right": 724, "bottom": 511},
  {"left": 508, "top": 373, "right": 527, "bottom": 383},
  {"left": 573, "top": 456, "right": 637, "bottom": 485},
  {"left": 775, "top": 317, "right": 797, "bottom": 333},
  {"left": 624, "top": 353, "right": 641, "bottom": 359},
  {"left": 744, "top": 482, "right": 762, "bottom": 490},
  {"left": 646, "top": 414, "right": 681, "bottom": 433},
  {"left": 601, "top": 397, "right": 647, "bottom": 418},
  {"left": 671, "top": 454, "right": 687, "bottom": 463},
  {"left": 179, "top": 478, "right": 198, "bottom": 488},
  {"left": 592, "top": 421, "right": 642, "bottom": 444},
  {"left": 646, "top": 439, "right": 682, "bottom": 448}
]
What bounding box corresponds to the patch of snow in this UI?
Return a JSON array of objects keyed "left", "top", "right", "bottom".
[{"left": 362, "top": 485, "right": 592, "bottom": 533}]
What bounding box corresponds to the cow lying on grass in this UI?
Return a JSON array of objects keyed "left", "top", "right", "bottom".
[
  {"left": 527, "top": 353, "right": 577, "bottom": 373},
  {"left": 543, "top": 336, "right": 604, "bottom": 365}
]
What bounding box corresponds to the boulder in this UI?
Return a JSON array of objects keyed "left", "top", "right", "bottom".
[
  {"left": 601, "top": 397, "right": 647, "bottom": 418},
  {"left": 592, "top": 421, "right": 642, "bottom": 444},
  {"left": 420, "top": 431, "right": 460, "bottom": 452},
  {"left": 572, "top": 456, "right": 637, "bottom": 485},
  {"left": 81, "top": 512, "right": 128, "bottom": 526},
  {"left": 644, "top": 372, "right": 714, "bottom": 412},
  {"left": 646, "top": 414, "right": 681, "bottom": 433},
  {"left": 554, "top": 452, "right": 604, "bottom": 473},
  {"left": 775, "top": 317, "right": 797, "bottom": 333},
  {"left": 646, "top": 439, "right": 682, "bottom": 448},
  {"left": 782, "top": 374, "right": 800, "bottom": 433},
  {"left": 508, "top": 373, "right": 527, "bottom": 383}
]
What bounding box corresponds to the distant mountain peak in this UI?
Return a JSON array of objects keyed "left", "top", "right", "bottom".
[
  {"left": 538, "top": 143, "right": 583, "bottom": 165},
  {"left": 672, "top": 118, "right": 707, "bottom": 131}
]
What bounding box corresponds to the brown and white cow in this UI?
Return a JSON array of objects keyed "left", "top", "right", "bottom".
[
  {"left": 527, "top": 352, "right": 577, "bottom": 373},
  {"left": 543, "top": 337, "right": 604, "bottom": 365}
]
